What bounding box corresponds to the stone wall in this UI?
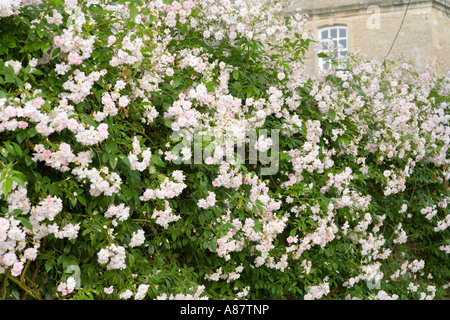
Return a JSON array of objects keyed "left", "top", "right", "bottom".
[{"left": 287, "top": 0, "right": 450, "bottom": 75}]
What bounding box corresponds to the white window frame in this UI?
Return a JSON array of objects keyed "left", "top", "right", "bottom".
[{"left": 318, "top": 25, "right": 348, "bottom": 71}]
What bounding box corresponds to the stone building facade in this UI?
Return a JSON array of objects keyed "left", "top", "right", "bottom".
[{"left": 286, "top": 0, "right": 450, "bottom": 75}]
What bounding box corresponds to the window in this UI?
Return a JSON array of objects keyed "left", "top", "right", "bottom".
[{"left": 318, "top": 26, "right": 348, "bottom": 71}]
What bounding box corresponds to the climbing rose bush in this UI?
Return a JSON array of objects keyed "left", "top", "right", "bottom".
[{"left": 0, "top": 0, "right": 449, "bottom": 300}]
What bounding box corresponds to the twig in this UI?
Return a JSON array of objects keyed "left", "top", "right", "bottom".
[
  {"left": 385, "top": 0, "right": 411, "bottom": 61},
  {"left": 1, "top": 267, "right": 11, "bottom": 300},
  {"left": 20, "top": 260, "right": 30, "bottom": 283},
  {"left": 6, "top": 274, "right": 42, "bottom": 300}
]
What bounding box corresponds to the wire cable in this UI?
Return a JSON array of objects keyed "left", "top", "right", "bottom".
[
  {"left": 385, "top": 0, "right": 411, "bottom": 61},
  {"left": 446, "top": 0, "right": 450, "bottom": 18}
]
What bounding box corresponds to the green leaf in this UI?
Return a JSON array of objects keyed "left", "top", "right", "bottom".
[
  {"left": 121, "top": 156, "right": 131, "bottom": 168},
  {"left": 109, "top": 155, "right": 118, "bottom": 169},
  {"left": 0, "top": 147, "right": 8, "bottom": 157},
  {"left": 205, "top": 81, "right": 215, "bottom": 92},
  {"left": 16, "top": 131, "right": 27, "bottom": 143},
  {"left": 10, "top": 209, "right": 23, "bottom": 215},
  {"left": 9, "top": 176, "right": 25, "bottom": 186},
  {"left": 45, "top": 260, "right": 54, "bottom": 273},
  {"left": 41, "top": 43, "right": 50, "bottom": 54},
  {"left": 15, "top": 77, "right": 23, "bottom": 87},
  {"left": 128, "top": 2, "right": 139, "bottom": 21},
  {"left": 328, "top": 110, "right": 336, "bottom": 121},
  {"left": 172, "top": 77, "right": 182, "bottom": 88},
  {"left": 24, "top": 155, "right": 34, "bottom": 167},
  {"left": 51, "top": 47, "right": 61, "bottom": 58},
  {"left": 77, "top": 196, "right": 87, "bottom": 207},
  {"left": 232, "top": 82, "right": 241, "bottom": 93},
  {"left": 16, "top": 217, "right": 33, "bottom": 230},
  {"left": 92, "top": 50, "right": 101, "bottom": 60},
  {"left": 104, "top": 139, "right": 118, "bottom": 153},
  {"left": 13, "top": 143, "right": 22, "bottom": 155},
  {"left": 27, "top": 127, "right": 37, "bottom": 138},
  {"left": 128, "top": 253, "right": 135, "bottom": 267},
  {"left": 31, "top": 69, "right": 44, "bottom": 75},
  {"left": 1, "top": 179, "right": 12, "bottom": 198},
  {"left": 5, "top": 74, "right": 15, "bottom": 83},
  {"left": 151, "top": 155, "right": 166, "bottom": 167}
]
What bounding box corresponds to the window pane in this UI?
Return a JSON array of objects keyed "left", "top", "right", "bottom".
[
  {"left": 318, "top": 26, "right": 348, "bottom": 71},
  {"left": 330, "top": 28, "right": 337, "bottom": 38}
]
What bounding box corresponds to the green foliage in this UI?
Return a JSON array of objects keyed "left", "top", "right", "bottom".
[{"left": 0, "top": 0, "right": 448, "bottom": 301}]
